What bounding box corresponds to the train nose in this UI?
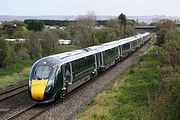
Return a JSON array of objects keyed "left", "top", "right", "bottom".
[{"left": 31, "top": 80, "right": 48, "bottom": 100}]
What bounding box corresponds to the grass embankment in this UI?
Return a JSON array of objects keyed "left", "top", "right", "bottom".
[
  {"left": 0, "top": 60, "right": 35, "bottom": 90},
  {"left": 75, "top": 46, "right": 162, "bottom": 120}
]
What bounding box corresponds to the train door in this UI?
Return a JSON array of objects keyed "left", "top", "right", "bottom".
[
  {"left": 101, "top": 52, "right": 104, "bottom": 67},
  {"left": 97, "top": 53, "right": 101, "bottom": 67},
  {"left": 63, "top": 63, "right": 72, "bottom": 85},
  {"left": 120, "top": 45, "right": 122, "bottom": 57},
  {"left": 118, "top": 46, "right": 120, "bottom": 57}
]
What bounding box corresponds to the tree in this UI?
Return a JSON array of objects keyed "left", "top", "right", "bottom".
[
  {"left": 0, "top": 29, "right": 3, "bottom": 37},
  {"left": 125, "top": 20, "right": 136, "bottom": 37},
  {"left": 58, "top": 30, "right": 71, "bottom": 40},
  {"left": 13, "top": 26, "right": 28, "bottom": 38},
  {"left": 161, "top": 29, "right": 180, "bottom": 66},
  {"left": 69, "top": 11, "right": 97, "bottom": 48},
  {"left": 0, "top": 37, "right": 11, "bottom": 67},
  {"left": 40, "top": 31, "right": 59, "bottom": 56},
  {"left": 12, "top": 20, "right": 27, "bottom": 27},
  {"left": 106, "top": 19, "right": 119, "bottom": 29},
  {"left": 156, "top": 19, "right": 176, "bottom": 46},
  {"left": 94, "top": 28, "right": 119, "bottom": 43},
  {"left": 25, "top": 32, "right": 42, "bottom": 59},
  {"left": 2, "top": 22, "right": 17, "bottom": 38},
  {"left": 90, "top": 32, "right": 99, "bottom": 46},
  {"left": 25, "top": 20, "right": 44, "bottom": 32},
  {"left": 2, "top": 21, "right": 28, "bottom": 38},
  {"left": 118, "top": 13, "right": 127, "bottom": 38}
]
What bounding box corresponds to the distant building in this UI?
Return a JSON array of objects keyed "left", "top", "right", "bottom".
[
  {"left": 5, "top": 38, "right": 26, "bottom": 43},
  {"left": 45, "top": 25, "right": 57, "bottom": 30},
  {"left": 45, "top": 25, "right": 66, "bottom": 30},
  {"left": 95, "top": 25, "right": 105, "bottom": 30},
  {"left": 59, "top": 26, "right": 66, "bottom": 30},
  {"left": 175, "top": 20, "right": 180, "bottom": 27},
  {"left": 49, "top": 26, "right": 57, "bottom": 30},
  {"left": 58, "top": 39, "right": 72, "bottom": 45}
]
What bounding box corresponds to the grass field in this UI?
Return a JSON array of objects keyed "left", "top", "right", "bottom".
[
  {"left": 0, "top": 60, "right": 35, "bottom": 90},
  {"left": 75, "top": 46, "right": 162, "bottom": 120},
  {"left": 0, "top": 59, "right": 35, "bottom": 76},
  {"left": 0, "top": 67, "right": 31, "bottom": 90}
]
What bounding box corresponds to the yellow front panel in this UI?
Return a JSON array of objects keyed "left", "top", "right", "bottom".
[{"left": 31, "top": 80, "right": 48, "bottom": 100}]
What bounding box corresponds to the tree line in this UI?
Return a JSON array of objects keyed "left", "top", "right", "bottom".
[
  {"left": 151, "top": 19, "right": 180, "bottom": 119},
  {"left": 0, "top": 13, "right": 137, "bottom": 68}
]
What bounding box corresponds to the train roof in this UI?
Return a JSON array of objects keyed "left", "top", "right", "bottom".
[{"left": 32, "top": 32, "right": 150, "bottom": 67}]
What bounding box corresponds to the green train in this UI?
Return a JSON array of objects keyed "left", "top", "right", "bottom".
[{"left": 28, "top": 32, "right": 151, "bottom": 103}]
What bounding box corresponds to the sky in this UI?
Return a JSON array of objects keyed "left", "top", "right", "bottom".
[{"left": 0, "top": 0, "right": 180, "bottom": 16}]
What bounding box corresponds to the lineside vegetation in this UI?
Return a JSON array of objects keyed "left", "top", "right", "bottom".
[{"left": 75, "top": 19, "right": 180, "bottom": 120}]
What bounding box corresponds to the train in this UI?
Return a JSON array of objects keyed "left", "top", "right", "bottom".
[{"left": 28, "top": 32, "right": 151, "bottom": 103}]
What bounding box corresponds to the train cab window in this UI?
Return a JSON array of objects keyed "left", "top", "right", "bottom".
[{"left": 33, "top": 66, "right": 53, "bottom": 79}]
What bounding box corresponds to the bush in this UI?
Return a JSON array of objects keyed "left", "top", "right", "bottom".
[
  {"left": 156, "top": 19, "right": 177, "bottom": 46},
  {"left": 0, "top": 37, "right": 11, "bottom": 67},
  {"left": 25, "top": 20, "right": 44, "bottom": 32},
  {"left": 25, "top": 31, "right": 42, "bottom": 59},
  {"left": 40, "top": 31, "right": 59, "bottom": 56},
  {"left": 161, "top": 31, "right": 180, "bottom": 66}
]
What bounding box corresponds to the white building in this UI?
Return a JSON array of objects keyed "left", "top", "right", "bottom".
[
  {"left": 5, "top": 38, "right": 26, "bottom": 43},
  {"left": 58, "top": 39, "right": 72, "bottom": 45}
]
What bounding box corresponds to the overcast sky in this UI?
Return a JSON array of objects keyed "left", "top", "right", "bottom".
[{"left": 0, "top": 0, "right": 179, "bottom": 16}]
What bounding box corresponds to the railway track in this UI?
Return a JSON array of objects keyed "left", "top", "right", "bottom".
[
  {"left": 0, "top": 83, "right": 28, "bottom": 102},
  {"left": 5, "top": 103, "right": 36, "bottom": 120},
  {"left": 0, "top": 77, "right": 90, "bottom": 119},
  {"left": 4, "top": 83, "right": 85, "bottom": 120}
]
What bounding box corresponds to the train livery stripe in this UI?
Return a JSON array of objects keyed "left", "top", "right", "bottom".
[{"left": 31, "top": 80, "right": 48, "bottom": 100}]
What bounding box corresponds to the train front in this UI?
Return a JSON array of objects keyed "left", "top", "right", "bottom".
[{"left": 28, "top": 58, "right": 59, "bottom": 103}]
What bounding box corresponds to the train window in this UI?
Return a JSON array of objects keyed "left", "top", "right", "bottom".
[
  {"left": 72, "top": 56, "right": 95, "bottom": 75},
  {"left": 105, "top": 47, "right": 118, "bottom": 59},
  {"left": 33, "top": 66, "right": 53, "bottom": 79},
  {"left": 122, "top": 43, "right": 130, "bottom": 51},
  {"left": 134, "top": 40, "right": 137, "bottom": 46}
]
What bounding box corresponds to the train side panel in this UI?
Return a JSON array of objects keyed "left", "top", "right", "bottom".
[
  {"left": 66, "top": 55, "right": 96, "bottom": 92},
  {"left": 121, "top": 42, "right": 131, "bottom": 57},
  {"left": 102, "top": 47, "right": 119, "bottom": 70}
]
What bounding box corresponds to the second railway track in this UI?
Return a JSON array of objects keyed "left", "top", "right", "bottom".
[{"left": 0, "top": 83, "right": 28, "bottom": 102}]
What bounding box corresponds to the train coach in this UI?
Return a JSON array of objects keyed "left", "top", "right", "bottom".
[{"left": 28, "top": 32, "right": 151, "bottom": 103}]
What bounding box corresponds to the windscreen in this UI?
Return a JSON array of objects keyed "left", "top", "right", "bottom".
[{"left": 33, "top": 66, "right": 53, "bottom": 79}]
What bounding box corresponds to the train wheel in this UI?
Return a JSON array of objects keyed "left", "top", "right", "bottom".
[
  {"left": 90, "top": 72, "right": 96, "bottom": 80},
  {"left": 60, "top": 89, "right": 67, "bottom": 98}
]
